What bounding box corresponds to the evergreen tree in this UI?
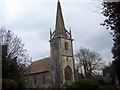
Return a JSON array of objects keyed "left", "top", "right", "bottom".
[
  {"left": 101, "top": 1, "right": 120, "bottom": 84},
  {"left": 1, "top": 28, "right": 32, "bottom": 88}
]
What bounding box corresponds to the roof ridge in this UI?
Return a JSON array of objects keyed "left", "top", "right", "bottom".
[{"left": 33, "top": 56, "right": 50, "bottom": 63}]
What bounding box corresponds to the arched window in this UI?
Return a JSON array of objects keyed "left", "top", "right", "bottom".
[
  {"left": 34, "top": 76, "right": 37, "bottom": 84},
  {"left": 65, "top": 42, "right": 68, "bottom": 50},
  {"left": 42, "top": 75, "right": 45, "bottom": 84},
  {"left": 65, "top": 66, "right": 72, "bottom": 81}
]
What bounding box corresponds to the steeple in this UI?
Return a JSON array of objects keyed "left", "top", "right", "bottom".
[
  {"left": 50, "top": 1, "right": 75, "bottom": 85},
  {"left": 55, "top": 0, "right": 66, "bottom": 37}
]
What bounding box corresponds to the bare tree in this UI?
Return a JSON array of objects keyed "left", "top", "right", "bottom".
[
  {"left": 0, "top": 27, "right": 32, "bottom": 65},
  {"left": 75, "top": 47, "right": 104, "bottom": 79}
]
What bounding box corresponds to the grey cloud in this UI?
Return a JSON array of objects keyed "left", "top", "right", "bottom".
[{"left": 0, "top": 2, "right": 113, "bottom": 64}]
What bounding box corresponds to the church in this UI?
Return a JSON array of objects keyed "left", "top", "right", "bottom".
[{"left": 25, "top": 0, "right": 75, "bottom": 88}]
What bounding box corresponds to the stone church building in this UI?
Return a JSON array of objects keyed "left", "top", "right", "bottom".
[{"left": 25, "top": 1, "right": 75, "bottom": 88}]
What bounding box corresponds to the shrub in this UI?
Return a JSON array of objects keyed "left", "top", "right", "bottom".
[
  {"left": 65, "top": 79, "right": 99, "bottom": 90},
  {"left": 97, "top": 78, "right": 106, "bottom": 86},
  {"left": 17, "top": 80, "right": 26, "bottom": 88},
  {"left": 63, "top": 83, "right": 69, "bottom": 88},
  {"left": 2, "top": 79, "right": 18, "bottom": 89}
]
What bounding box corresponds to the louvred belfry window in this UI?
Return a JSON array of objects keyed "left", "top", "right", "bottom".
[
  {"left": 65, "top": 66, "right": 72, "bottom": 81},
  {"left": 65, "top": 42, "right": 68, "bottom": 50}
]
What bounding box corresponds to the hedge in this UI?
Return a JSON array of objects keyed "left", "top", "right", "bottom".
[{"left": 64, "top": 79, "right": 99, "bottom": 90}]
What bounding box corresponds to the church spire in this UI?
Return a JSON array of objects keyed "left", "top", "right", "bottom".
[{"left": 55, "top": 0, "right": 66, "bottom": 37}]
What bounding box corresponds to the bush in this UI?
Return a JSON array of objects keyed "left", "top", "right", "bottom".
[
  {"left": 65, "top": 79, "right": 99, "bottom": 90},
  {"left": 17, "top": 80, "right": 26, "bottom": 88},
  {"left": 97, "top": 78, "right": 111, "bottom": 86},
  {"left": 97, "top": 78, "right": 106, "bottom": 86},
  {"left": 63, "top": 83, "right": 69, "bottom": 88},
  {"left": 2, "top": 79, "right": 18, "bottom": 89}
]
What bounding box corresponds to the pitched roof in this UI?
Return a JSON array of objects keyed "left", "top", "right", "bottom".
[{"left": 25, "top": 57, "right": 50, "bottom": 75}]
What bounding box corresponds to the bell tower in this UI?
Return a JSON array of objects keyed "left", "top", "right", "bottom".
[{"left": 49, "top": 0, "right": 75, "bottom": 87}]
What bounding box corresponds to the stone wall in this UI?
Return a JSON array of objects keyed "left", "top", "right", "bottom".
[
  {"left": 59, "top": 38, "right": 75, "bottom": 84},
  {"left": 25, "top": 71, "right": 51, "bottom": 88}
]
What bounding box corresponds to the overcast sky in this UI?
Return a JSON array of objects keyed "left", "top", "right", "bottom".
[{"left": 0, "top": 0, "right": 113, "bottom": 65}]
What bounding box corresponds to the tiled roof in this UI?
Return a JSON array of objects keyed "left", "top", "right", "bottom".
[{"left": 26, "top": 57, "right": 50, "bottom": 75}]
